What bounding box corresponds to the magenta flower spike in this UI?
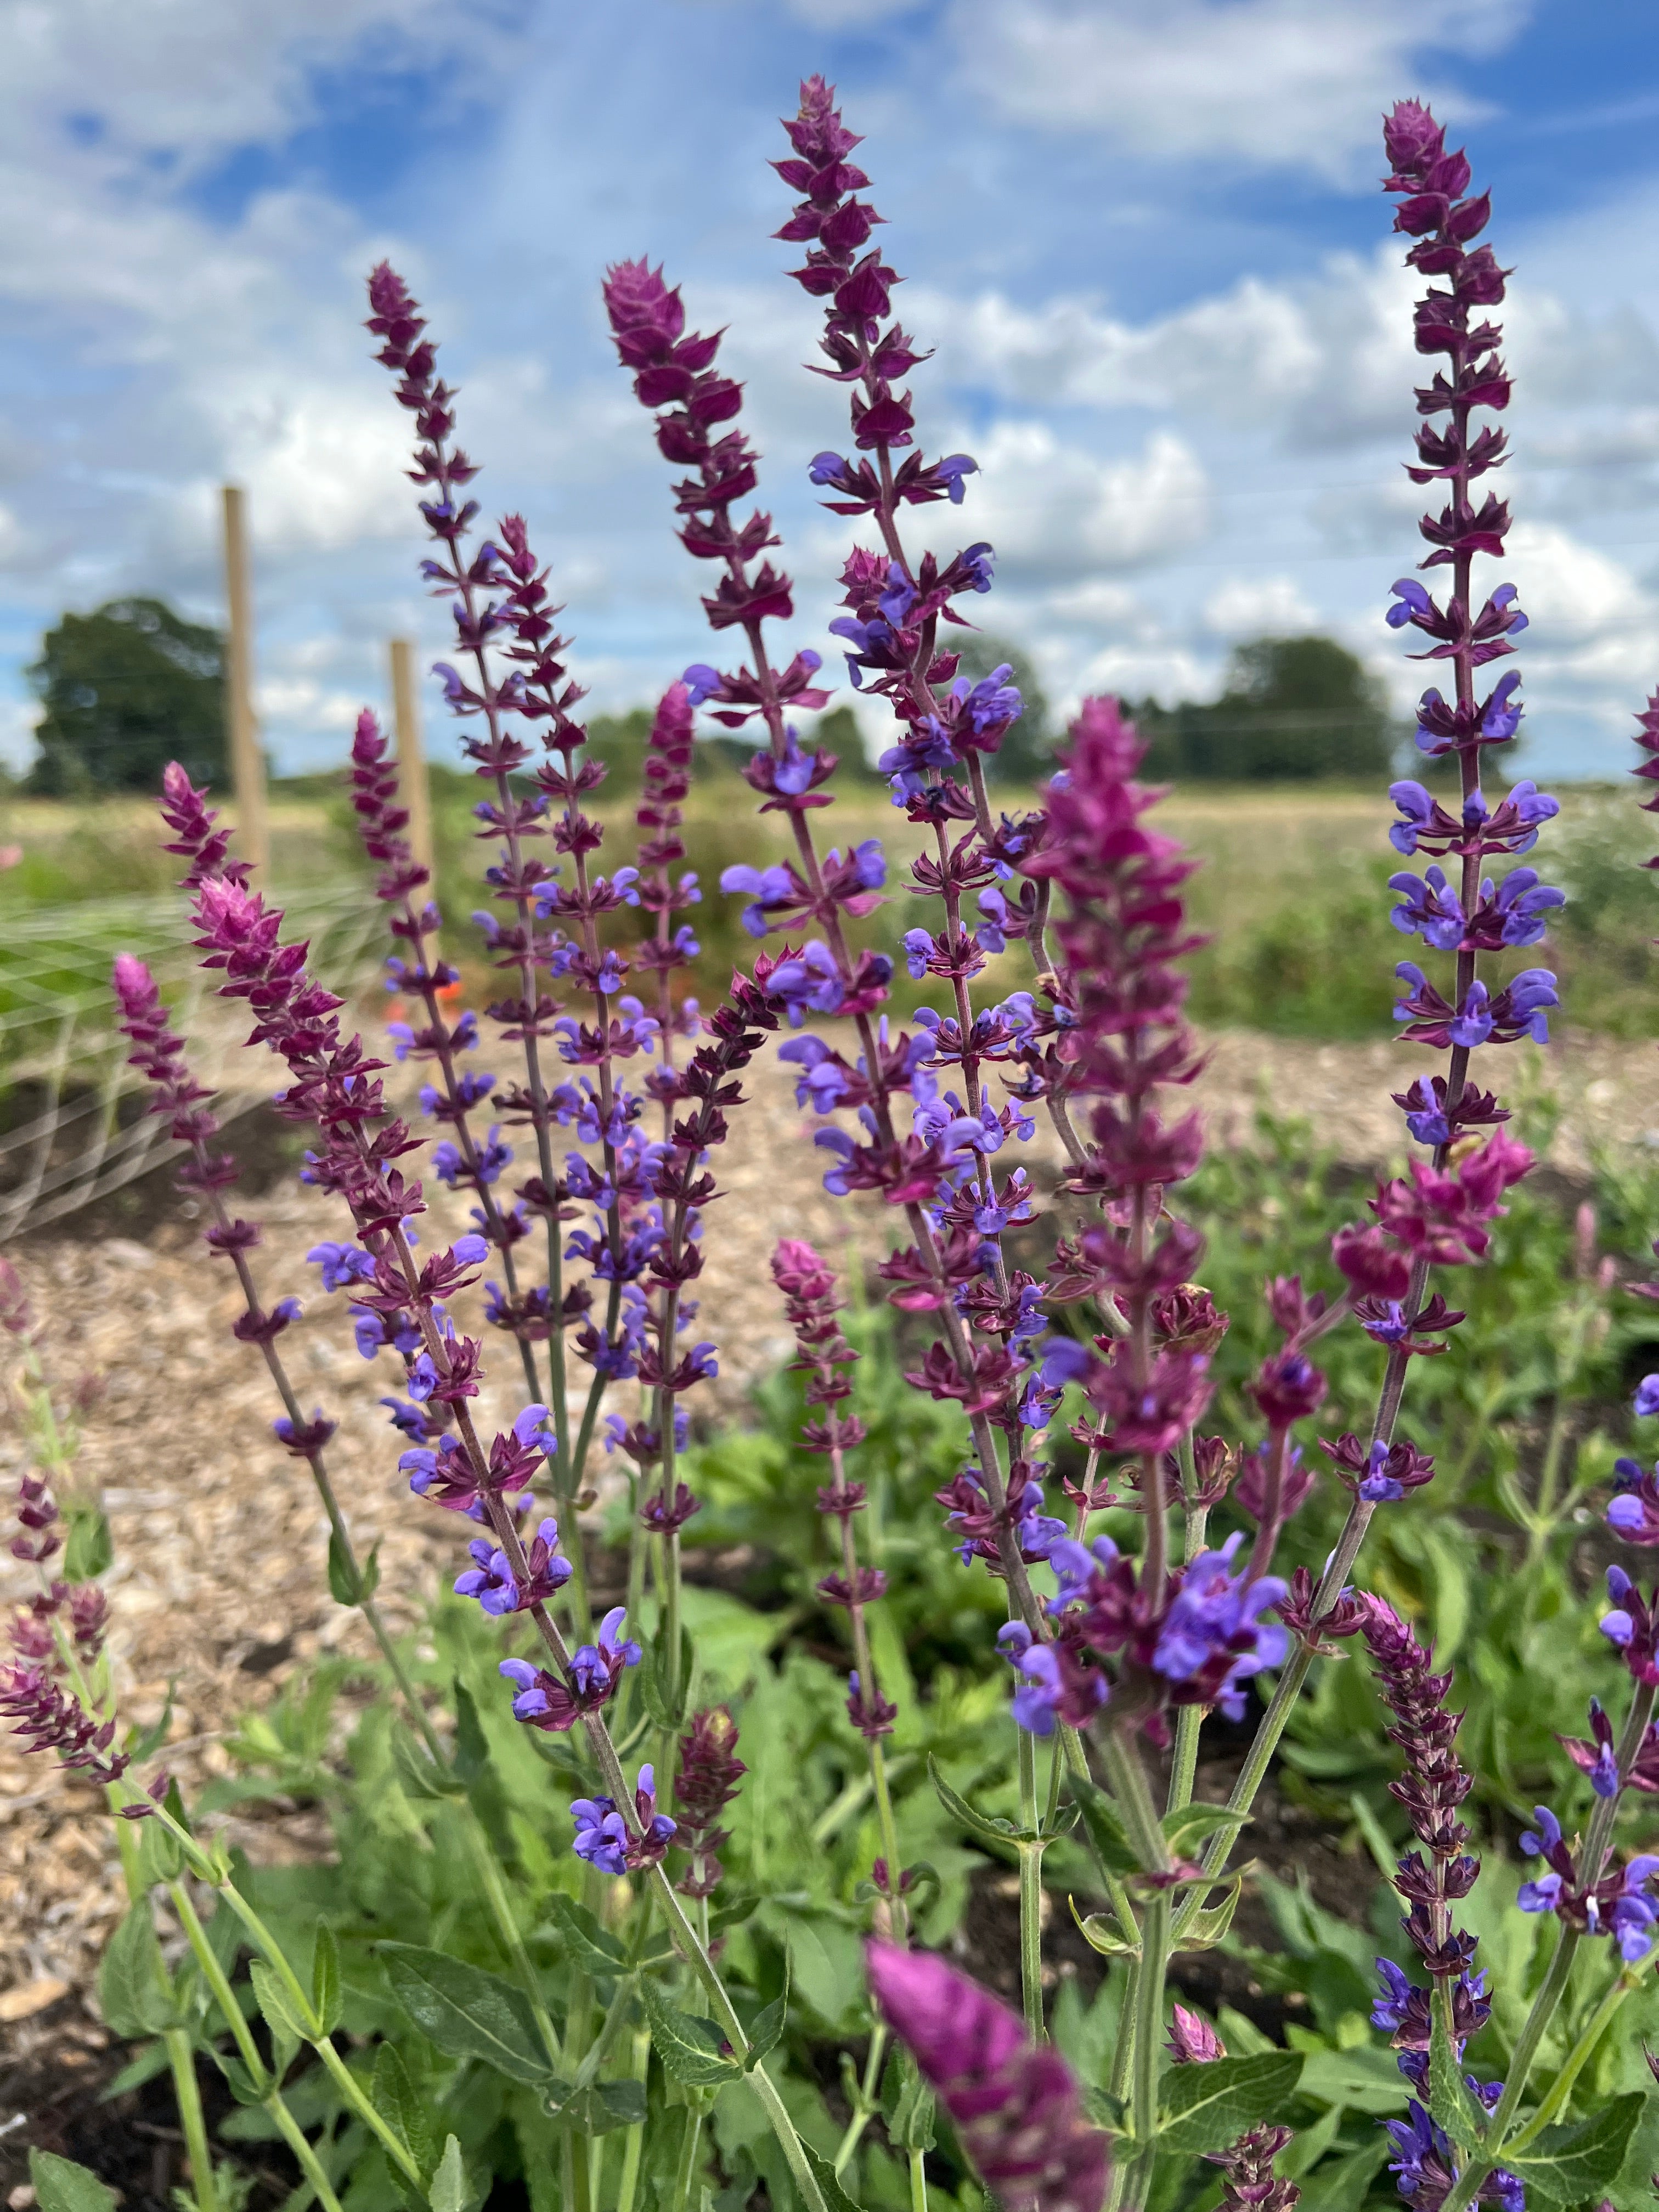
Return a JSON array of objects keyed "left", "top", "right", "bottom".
[{"left": 866, "top": 1942, "right": 1109, "bottom": 2212}]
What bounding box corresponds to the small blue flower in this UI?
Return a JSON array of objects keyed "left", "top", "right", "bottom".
[
  {"left": 1358, "top": 1438, "right": 1406, "bottom": 1503},
  {"left": 959, "top": 540, "right": 994, "bottom": 592},
  {"left": 1481, "top": 669, "right": 1523, "bottom": 740},
  {"left": 307, "top": 1240, "right": 376, "bottom": 1291},
  {"left": 934, "top": 453, "right": 977, "bottom": 504},
  {"left": 1385, "top": 577, "right": 1434, "bottom": 628},
  {"left": 571, "top": 1793, "right": 630, "bottom": 1876}
]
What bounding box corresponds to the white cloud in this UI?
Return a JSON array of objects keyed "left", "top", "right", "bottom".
[
  {"left": 0, "top": 0, "right": 492, "bottom": 168},
  {"left": 916, "top": 252, "right": 1418, "bottom": 450},
  {"left": 1042, "top": 579, "right": 1155, "bottom": 632},
  {"left": 968, "top": 422, "right": 1209, "bottom": 578},
  {"left": 1203, "top": 575, "right": 1317, "bottom": 637},
  {"left": 1063, "top": 637, "right": 1209, "bottom": 713},
  {"left": 947, "top": 0, "right": 1525, "bottom": 182},
  {"left": 1506, "top": 521, "right": 1651, "bottom": 642}
]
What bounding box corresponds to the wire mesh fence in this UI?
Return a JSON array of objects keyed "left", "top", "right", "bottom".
[{"left": 0, "top": 885, "right": 387, "bottom": 1242}]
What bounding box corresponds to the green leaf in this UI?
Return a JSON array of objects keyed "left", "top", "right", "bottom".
[
  {"left": 800, "top": 2142, "right": 870, "bottom": 2212},
  {"left": 311, "top": 1922, "right": 343, "bottom": 2039},
  {"left": 450, "top": 1679, "right": 490, "bottom": 1786},
  {"left": 744, "top": 1959, "right": 789, "bottom": 2070},
  {"left": 249, "top": 1959, "right": 314, "bottom": 2044},
  {"left": 371, "top": 2044, "right": 437, "bottom": 2179},
  {"left": 427, "top": 2135, "right": 479, "bottom": 2212},
  {"left": 328, "top": 1529, "right": 379, "bottom": 1606},
  {"left": 1071, "top": 1910, "right": 1138, "bottom": 1960},
  {"left": 637, "top": 1977, "right": 741, "bottom": 2088},
  {"left": 99, "top": 2040, "right": 173, "bottom": 2102},
  {"left": 392, "top": 1730, "right": 464, "bottom": 1802},
  {"left": 1427, "top": 2009, "right": 1485, "bottom": 2155},
  {"left": 126, "top": 1680, "right": 177, "bottom": 1765},
  {"left": 98, "top": 1903, "right": 180, "bottom": 2037},
  {"left": 885, "top": 2048, "right": 936, "bottom": 2155},
  {"left": 927, "top": 1755, "right": 1029, "bottom": 1849},
  {"left": 1506, "top": 2091, "right": 1645, "bottom": 2205},
  {"left": 380, "top": 1943, "right": 557, "bottom": 2086},
  {"left": 1175, "top": 1874, "right": 1244, "bottom": 1954},
  {"left": 206, "top": 2049, "right": 272, "bottom": 2108},
  {"left": 638, "top": 1622, "right": 696, "bottom": 1733},
  {"left": 706, "top": 1892, "right": 760, "bottom": 1938},
  {"left": 1161, "top": 1803, "right": 1249, "bottom": 1858},
  {"left": 1158, "top": 2052, "right": 1305, "bottom": 2154},
  {"left": 1295, "top": 2045, "right": 1410, "bottom": 2117},
  {"left": 542, "top": 1892, "right": 627, "bottom": 1974},
  {"left": 1066, "top": 1774, "right": 1142, "bottom": 1877},
  {"left": 62, "top": 1504, "right": 111, "bottom": 1583},
  {"left": 1296, "top": 2136, "right": 1391, "bottom": 2212},
  {"left": 29, "top": 2152, "right": 117, "bottom": 2212},
  {"left": 550, "top": 2079, "right": 650, "bottom": 2135},
  {"left": 1082, "top": 2086, "right": 1127, "bottom": 2135},
  {"left": 132, "top": 1802, "right": 184, "bottom": 1889}
]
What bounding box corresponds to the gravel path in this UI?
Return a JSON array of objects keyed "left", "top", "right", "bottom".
[{"left": 3, "top": 1019, "right": 1656, "bottom": 2051}]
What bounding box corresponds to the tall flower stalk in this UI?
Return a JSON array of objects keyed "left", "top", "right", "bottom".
[
  {"left": 163, "top": 806, "right": 838, "bottom": 2212},
  {"left": 13, "top": 66, "right": 1647, "bottom": 2212}
]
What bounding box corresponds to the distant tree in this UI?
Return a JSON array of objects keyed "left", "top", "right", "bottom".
[
  {"left": 810, "top": 702, "right": 884, "bottom": 786},
  {"left": 26, "top": 598, "right": 225, "bottom": 796},
  {"left": 586, "top": 707, "right": 654, "bottom": 798},
  {"left": 1134, "top": 634, "right": 1398, "bottom": 784},
  {"left": 951, "top": 631, "right": 1055, "bottom": 787}
]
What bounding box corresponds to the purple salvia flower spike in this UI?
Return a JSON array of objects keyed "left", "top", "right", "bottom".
[{"left": 866, "top": 1941, "right": 1109, "bottom": 2212}]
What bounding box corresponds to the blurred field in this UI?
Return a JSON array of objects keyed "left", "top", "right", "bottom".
[{"left": 3, "top": 767, "right": 1655, "bottom": 1045}]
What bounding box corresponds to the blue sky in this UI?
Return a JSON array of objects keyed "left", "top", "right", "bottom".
[{"left": 2, "top": 0, "right": 1658, "bottom": 782}]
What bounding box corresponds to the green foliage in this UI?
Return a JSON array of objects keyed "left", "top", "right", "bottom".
[
  {"left": 28, "top": 2152, "right": 119, "bottom": 2212},
  {"left": 1136, "top": 634, "right": 1398, "bottom": 785},
  {"left": 26, "top": 597, "right": 225, "bottom": 795},
  {"left": 1186, "top": 852, "right": 1402, "bottom": 1038},
  {"left": 1155, "top": 2052, "right": 1305, "bottom": 2153},
  {"left": 73, "top": 1118, "right": 1659, "bottom": 2212}
]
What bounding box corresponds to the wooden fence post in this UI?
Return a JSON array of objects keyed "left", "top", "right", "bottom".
[
  {"left": 389, "top": 637, "right": 435, "bottom": 885},
  {"left": 220, "top": 485, "right": 269, "bottom": 880}
]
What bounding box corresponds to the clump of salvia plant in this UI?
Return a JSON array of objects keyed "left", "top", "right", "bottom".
[{"left": 8, "top": 80, "right": 1659, "bottom": 2212}]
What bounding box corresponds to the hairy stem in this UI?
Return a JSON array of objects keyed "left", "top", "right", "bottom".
[{"left": 162, "top": 2029, "right": 221, "bottom": 2212}]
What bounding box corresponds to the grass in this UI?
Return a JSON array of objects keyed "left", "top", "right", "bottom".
[{"left": 5, "top": 770, "right": 1656, "bottom": 1046}]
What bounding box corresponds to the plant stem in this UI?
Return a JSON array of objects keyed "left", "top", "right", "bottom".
[
  {"left": 1438, "top": 1677, "right": 1659, "bottom": 2212},
  {"left": 1503, "top": 1956, "right": 1650, "bottom": 2154},
  {"left": 1017, "top": 1725, "right": 1045, "bottom": 2040},
  {"left": 310, "top": 2038, "right": 425, "bottom": 2183},
  {"left": 172, "top": 1882, "right": 343, "bottom": 2212},
  {"left": 909, "top": 2147, "right": 930, "bottom": 2212},
  {"left": 1169, "top": 1495, "right": 1377, "bottom": 1940},
  {"left": 1122, "top": 1894, "right": 1170, "bottom": 2212},
  {"left": 264, "top": 2088, "right": 347, "bottom": 2212},
  {"left": 668, "top": 2094, "right": 707, "bottom": 2212},
  {"left": 162, "top": 2028, "right": 221, "bottom": 2212},
  {"left": 1094, "top": 1728, "right": 1170, "bottom": 2212},
  {"left": 641, "top": 1864, "right": 831, "bottom": 2212},
  {"left": 1109, "top": 1959, "right": 1139, "bottom": 2104},
  {"left": 834, "top": 2025, "right": 888, "bottom": 2175},
  {"left": 168, "top": 1882, "right": 264, "bottom": 2076},
  {"left": 148, "top": 1815, "right": 427, "bottom": 2188},
  {"left": 460, "top": 1807, "right": 563, "bottom": 2069},
  {"left": 1165, "top": 1494, "right": 1211, "bottom": 1817},
  {"left": 615, "top": 2025, "right": 653, "bottom": 2212}
]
